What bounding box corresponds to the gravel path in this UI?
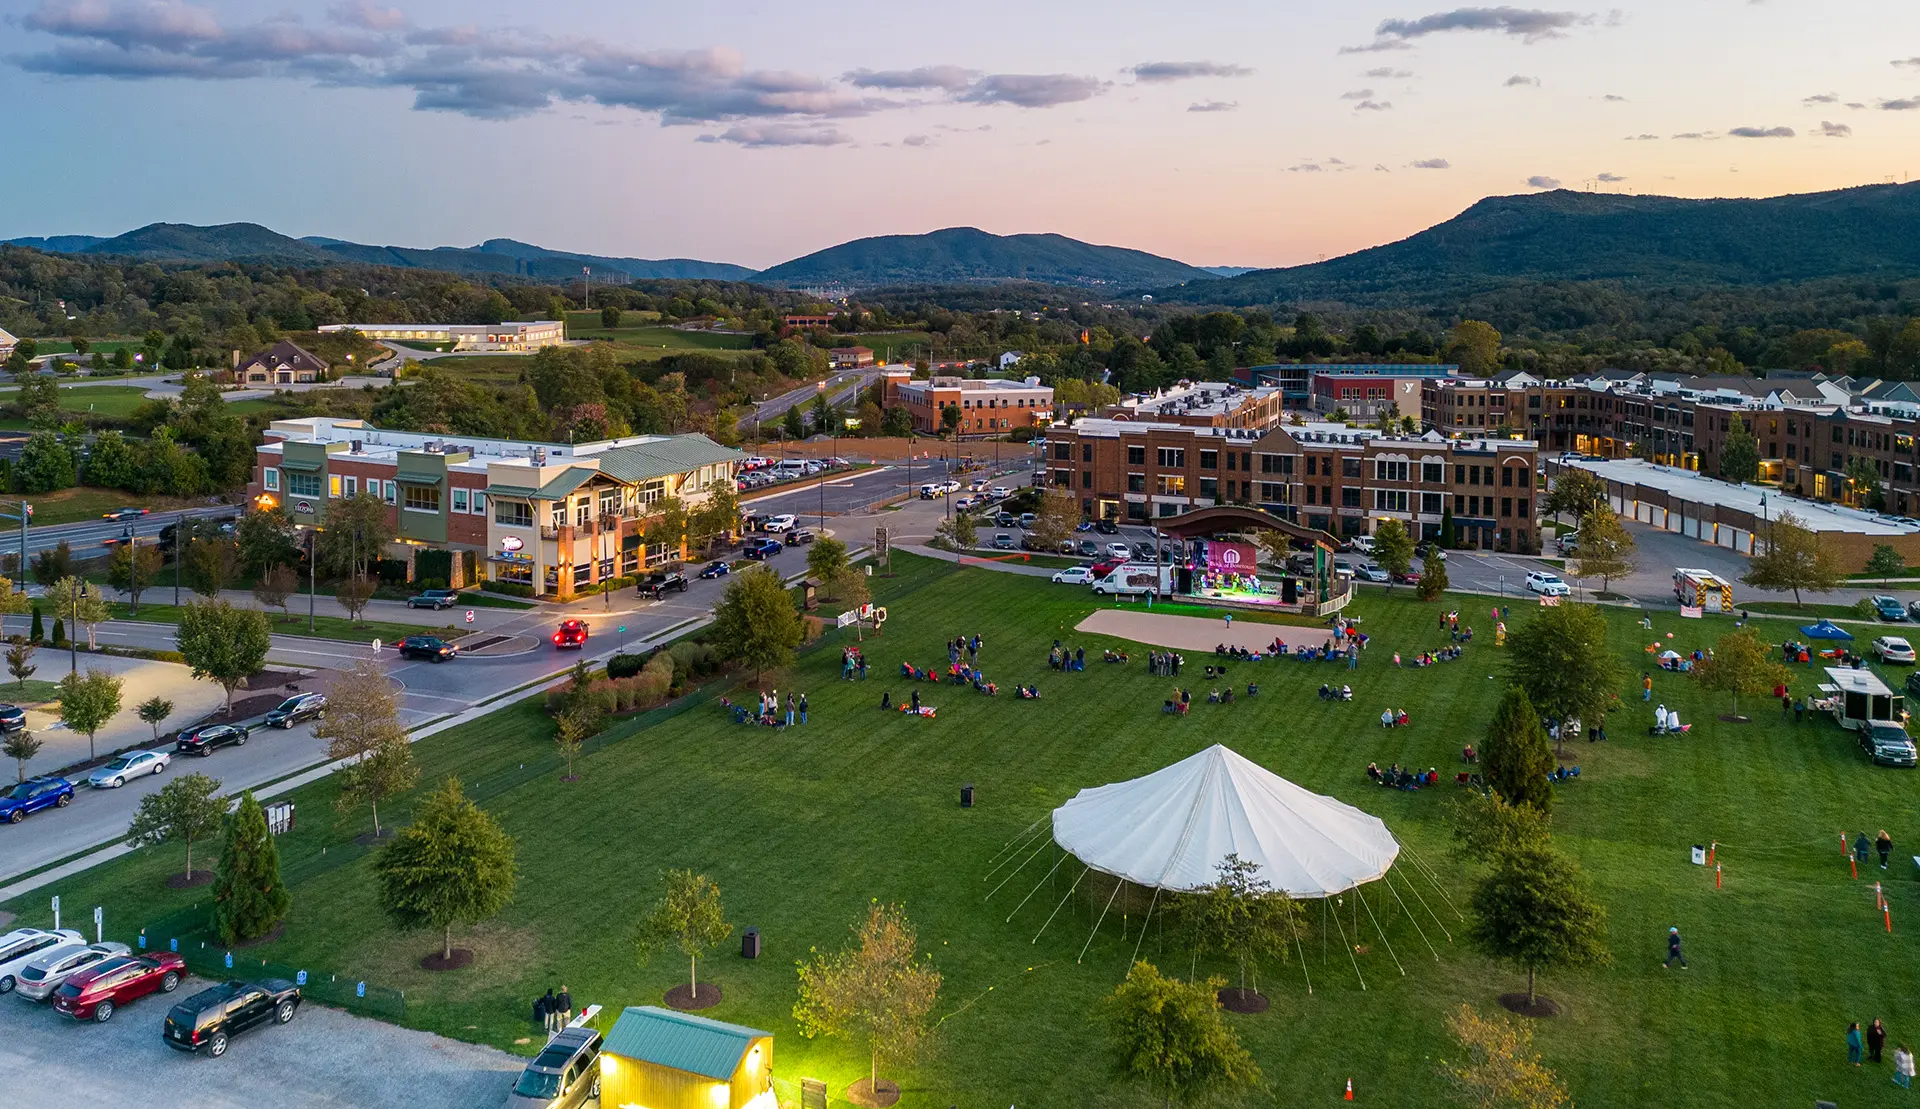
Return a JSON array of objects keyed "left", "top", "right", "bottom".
[{"left": 1075, "top": 608, "right": 1335, "bottom": 653}]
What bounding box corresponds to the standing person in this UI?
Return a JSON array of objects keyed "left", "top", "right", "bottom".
[
  {"left": 1643, "top": 673, "right": 1654, "bottom": 701},
  {"left": 1851, "top": 1022, "right": 1866, "bottom": 1067},
  {"left": 532, "top": 990, "right": 550, "bottom": 1034},
  {"left": 1781, "top": 690, "right": 1793, "bottom": 717},
  {"left": 1896, "top": 1043, "right": 1915, "bottom": 1089},
  {"left": 1859, "top": 833, "right": 1874, "bottom": 867},
  {"left": 1795, "top": 696, "right": 1806, "bottom": 724},
  {"left": 785, "top": 691, "right": 796, "bottom": 727},
  {"left": 910, "top": 688, "right": 921, "bottom": 713},
  {"left": 799, "top": 692, "right": 809, "bottom": 725},
  {"left": 556, "top": 985, "right": 573, "bottom": 1029},
  {"left": 1664, "top": 926, "right": 1688, "bottom": 969},
  {"left": 1871, "top": 1019, "right": 1889, "bottom": 1064},
  {"left": 1879, "top": 830, "right": 1895, "bottom": 870},
  {"left": 1655, "top": 704, "right": 1669, "bottom": 734},
  {"left": 541, "top": 988, "right": 559, "bottom": 1033}
]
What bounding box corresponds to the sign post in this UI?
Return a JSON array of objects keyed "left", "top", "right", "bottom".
[
  {"left": 93, "top": 905, "right": 103, "bottom": 943},
  {"left": 51, "top": 894, "right": 59, "bottom": 931}
]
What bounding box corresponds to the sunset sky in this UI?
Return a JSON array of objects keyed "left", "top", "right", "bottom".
[{"left": 4, "top": 0, "right": 1920, "bottom": 270}]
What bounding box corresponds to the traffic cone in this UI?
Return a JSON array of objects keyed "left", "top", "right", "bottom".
[
  {"left": 1887, "top": 905, "right": 1894, "bottom": 934},
  {"left": 1345, "top": 1078, "right": 1354, "bottom": 1100},
  {"left": 1715, "top": 864, "right": 1722, "bottom": 889}
]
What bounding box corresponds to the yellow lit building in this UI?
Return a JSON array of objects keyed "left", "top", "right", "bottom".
[{"left": 600, "top": 1006, "right": 774, "bottom": 1109}]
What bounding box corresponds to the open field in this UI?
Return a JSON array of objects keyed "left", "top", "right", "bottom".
[
  {"left": 568, "top": 324, "right": 756, "bottom": 354},
  {"left": 0, "top": 385, "right": 158, "bottom": 430},
  {"left": 11, "top": 554, "right": 1920, "bottom": 1108},
  {"left": 102, "top": 601, "right": 468, "bottom": 645}
]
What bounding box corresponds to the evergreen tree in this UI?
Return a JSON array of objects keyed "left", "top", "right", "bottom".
[
  {"left": 212, "top": 790, "right": 291, "bottom": 946},
  {"left": 782, "top": 404, "right": 805, "bottom": 440},
  {"left": 1719, "top": 415, "right": 1759, "bottom": 484},
  {"left": 1417, "top": 552, "right": 1450, "bottom": 601},
  {"left": 1482, "top": 686, "right": 1556, "bottom": 812}
]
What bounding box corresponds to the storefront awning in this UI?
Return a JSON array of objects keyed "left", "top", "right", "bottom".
[{"left": 277, "top": 457, "right": 323, "bottom": 472}]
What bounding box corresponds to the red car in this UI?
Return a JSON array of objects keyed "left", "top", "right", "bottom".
[
  {"left": 552, "top": 620, "right": 588, "bottom": 649},
  {"left": 52, "top": 952, "right": 185, "bottom": 1022}
]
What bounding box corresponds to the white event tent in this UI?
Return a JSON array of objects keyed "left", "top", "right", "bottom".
[{"left": 1049, "top": 744, "right": 1400, "bottom": 896}]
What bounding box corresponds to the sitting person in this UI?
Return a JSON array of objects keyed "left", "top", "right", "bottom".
[
  {"left": 1215, "top": 643, "right": 1229, "bottom": 655},
  {"left": 880, "top": 691, "right": 892, "bottom": 711},
  {"left": 1426, "top": 768, "right": 1439, "bottom": 786},
  {"left": 1220, "top": 687, "right": 1235, "bottom": 704},
  {"left": 1204, "top": 664, "right": 1218, "bottom": 680},
  {"left": 1366, "top": 762, "right": 1382, "bottom": 782},
  {"left": 1207, "top": 688, "right": 1221, "bottom": 704},
  {"left": 983, "top": 681, "right": 998, "bottom": 696},
  {"left": 1341, "top": 684, "right": 1353, "bottom": 702},
  {"left": 1396, "top": 709, "right": 1410, "bottom": 728},
  {"left": 1163, "top": 698, "right": 1176, "bottom": 714},
  {"left": 1320, "top": 683, "right": 1334, "bottom": 701},
  {"left": 1381, "top": 708, "right": 1397, "bottom": 728},
  {"left": 1462, "top": 743, "right": 1476, "bottom": 763},
  {"left": 1246, "top": 682, "right": 1259, "bottom": 697},
  {"left": 901, "top": 662, "right": 919, "bottom": 679}
]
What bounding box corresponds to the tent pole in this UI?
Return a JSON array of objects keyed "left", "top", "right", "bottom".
[
  {"left": 1330, "top": 897, "right": 1366, "bottom": 990},
  {"left": 981, "top": 822, "right": 1049, "bottom": 883},
  {"left": 1033, "top": 867, "right": 1089, "bottom": 945},
  {"left": 1294, "top": 929, "right": 1313, "bottom": 996},
  {"left": 1321, "top": 897, "right": 1328, "bottom": 966},
  {"left": 1398, "top": 840, "right": 1467, "bottom": 921},
  {"left": 1006, "top": 852, "right": 1070, "bottom": 922},
  {"left": 984, "top": 838, "right": 1053, "bottom": 902},
  {"left": 1078, "top": 878, "right": 1125, "bottom": 964},
  {"left": 1385, "top": 871, "right": 1444, "bottom": 958},
  {"left": 1359, "top": 884, "right": 1406, "bottom": 977},
  {"left": 1128, "top": 887, "right": 1162, "bottom": 971}
]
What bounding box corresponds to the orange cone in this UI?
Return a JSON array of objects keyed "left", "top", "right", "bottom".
[
  {"left": 1715, "top": 864, "right": 1722, "bottom": 889},
  {"left": 1345, "top": 1078, "right": 1354, "bottom": 1100},
  {"left": 1887, "top": 905, "right": 1894, "bottom": 934}
]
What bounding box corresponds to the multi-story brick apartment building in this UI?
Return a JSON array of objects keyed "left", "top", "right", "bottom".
[
  {"left": 248, "top": 417, "right": 740, "bottom": 599},
  {"left": 1042, "top": 418, "right": 1540, "bottom": 551},
  {"left": 1104, "top": 381, "right": 1287, "bottom": 430},
  {"left": 1247, "top": 363, "right": 1458, "bottom": 416},
  {"left": 884, "top": 373, "right": 1054, "bottom": 436}
]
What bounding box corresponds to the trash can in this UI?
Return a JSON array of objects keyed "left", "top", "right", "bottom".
[
  {"left": 960, "top": 784, "right": 975, "bottom": 808},
  {"left": 742, "top": 927, "right": 761, "bottom": 959}
]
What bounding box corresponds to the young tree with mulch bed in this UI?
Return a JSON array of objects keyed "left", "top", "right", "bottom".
[
  {"left": 1166, "top": 854, "right": 1302, "bottom": 1011},
  {"left": 1440, "top": 1002, "right": 1571, "bottom": 1109},
  {"left": 319, "top": 660, "right": 416, "bottom": 836},
  {"left": 794, "top": 902, "right": 942, "bottom": 1108},
  {"left": 4, "top": 728, "right": 42, "bottom": 782},
  {"left": 175, "top": 599, "right": 271, "bottom": 710},
  {"left": 1481, "top": 686, "right": 1556, "bottom": 812},
  {"left": 635, "top": 869, "right": 733, "bottom": 1009},
  {"left": 6, "top": 636, "right": 36, "bottom": 692},
  {"left": 1572, "top": 505, "right": 1637, "bottom": 594},
  {"left": 126, "top": 772, "right": 225, "bottom": 885},
  {"left": 1467, "top": 840, "right": 1609, "bottom": 1015},
  {"left": 137, "top": 696, "right": 174, "bottom": 740},
  {"left": 1106, "top": 960, "right": 1260, "bottom": 1109},
  {"left": 57, "top": 667, "right": 123, "bottom": 762},
  {"left": 711, "top": 566, "right": 804, "bottom": 683},
  {"left": 212, "top": 790, "right": 291, "bottom": 946},
  {"left": 1693, "top": 627, "right": 1790, "bottom": 719},
  {"left": 374, "top": 777, "right": 517, "bottom": 967}
]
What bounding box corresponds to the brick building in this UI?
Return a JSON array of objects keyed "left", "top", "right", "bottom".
[
  {"left": 1248, "top": 363, "right": 1458, "bottom": 413},
  {"left": 248, "top": 417, "right": 739, "bottom": 598},
  {"left": 887, "top": 375, "right": 1053, "bottom": 436},
  {"left": 828, "top": 346, "right": 875, "bottom": 368},
  {"left": 1105, "top": 381, "right": 1287, "bottom": 430}
]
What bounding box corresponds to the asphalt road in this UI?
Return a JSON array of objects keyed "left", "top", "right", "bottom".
[
  {"left": 737, "top": 366, "right": 883, "bottom": 431},
  {"left": 4, "top": 506, "right": 239, "bottom": 565}
]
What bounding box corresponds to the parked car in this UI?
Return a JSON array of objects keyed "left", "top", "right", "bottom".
[
  {"left": 553, "top": 620, "right": 589, "bottom": 649},
  {"left": 11, "top": 941, "right": 129, "bottom": 1001},
  {"left": 786, "top": 528, "right": 816, "bottom": 545},
  {"left": 53, "top": 951, "right": 184, "bottom": 1022},
  {"left": 396, "top": 635, "right": 459, "bottom": 662},
  {"left": 1105, "top": 542, "right": 1132, "bottom": 560},
  {"left": 763, "top": 514, "right": 797, "bottom": 533},
  {"left": 1093, "top": 519, "right": 1120, "bottom": 535},
  {"left": 993, "top": 533, "right": 1015, "bottom": 550},
  {"left": 175, "top": 724, "right": 248, "bottom": 757},
  {"left": 1861, "top": 722, "right": 1919, "bottom": 767},
  {"left": 1359, "top": 564, "right": 1390, "bottom": 583},
  {"left": 699, "top": 560, "right": 731, "bottom": 579},
  {"left": 1908, "top": 599, "right": 1920, "bottom": 621},
  {"left": 505, "top": 1025, "right": 605, "bottom": 1109},
  {"left": 0, "top": 776, "right": 75, "bottom": 822},
  {"left": 640, "top": 571, "right": 688, "bottom": 599},
  {"left": 406, "top": 588, "right": 459, "bottom": 610},
  {"left": 995, "top": 511, "right": 1016, "bottom": 528},
  {"left": 1350, "top": 535, "right": 1376, "bottom": 554},
  {"left": 743, "top": 539, "right": 783, "bottom": 560},
  {"left": 1051, "top": 566, "right": 1095, "bottom": 585},
  {"left": 1905, "top": 669, "right": 1920, "bottom": 698},
  {"left": 87, "top": 749, "right": 170, "bottom": 788},
  {"left": 101, "top": 507, "right": 150, "bottom": 520},
  {"left": 1525, "top": 570, "right": 1571, "bottom": 596},
  {"left": 0, "top": 704, "right": 23, "bottom": 733},
  {"left": 1077, "top": 539, "right": 1100, "bottom": 557},
  {"left": 162, "top": 978, "right": 300, "bottom": 1055},
  {"left": 1419, "top": 544, "right": 1448, "bottom": 561},
  {"left": 1017, "top": 513, "right": 1037, "bottom": 529},
  {"left": 1872, "top": 595, "right": 1909, "bottom": 622},
  {"left": 1134, "top": 542, "right": 1158, "bottom": 561},
  {"left": 1394, "top": 569, "right": 1423, "bottom": 585},
  {"left": 1876, "top": 636, "right": 1918, "bottom": 663},
  {"left": 989, "top": 486, "right": 1011, "bottom": 498},
  {"left": 0, "top": 928, "right": 86, "bottom": 993},
  {"left": 969, "top": 477, "right": 991, "bottom": 492},
  {"left": 264, "top": 693, "right": 327, "bottom": 730}
]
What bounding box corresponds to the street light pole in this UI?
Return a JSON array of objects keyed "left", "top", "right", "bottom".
[
  {"left": 307, "top": 531, "right": 317, "bottom": 634},
  {"left": 69, "top": 577, "right": 80, "bottom": 675}
]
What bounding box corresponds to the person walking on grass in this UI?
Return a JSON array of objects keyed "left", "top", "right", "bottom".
[
  {"left": 1851, "top": 1022, "right": 1866, "bottom": 1067},
  {"left": 1664, "top": 926, "right": 1688, "bottom": 969},
  {"left": 1879, "top": 830, "right": 1895, "bottom": 870},
  {"left": 1795, "top": 696, "right": 1806, "bottom": 724},
  {"left": 557, "top": 985, "right": 573, "bottom": 1029},
  {"left": 542, "top": 988, "right": 559, "bottom": 1034},
  {"left": 1896, "top": 1043, "right": 1915, "bottom": 1089},
  {"left": 1643, "top": 673, "right": 1654, "bottom": 701},
  {"left": 1871, "top": 1019, "right": 1889, "bottom": 1064},
  {"left": 799, "top": 693, "right": 808, "bottom": 725}
]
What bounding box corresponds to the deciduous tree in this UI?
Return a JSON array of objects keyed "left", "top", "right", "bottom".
[
  {"left": 30, "top": 540, "right": 74, "bottom": 588},
  {"left": 184, "top": 535, "right": 241, "bottom": 598},
  {"left": 1719, "top": 415, "right": 1759, "bottom": 484},
  {"left": 236, "top": 507, "right": 299, "bottom": 576},
  {"left": 710, "top": 566, "right": 804, "bottom": 682},
  {"left": 137, "top": 695, "right": 174, "bottom": 740},
  {"left": 1418, "top": 554, "right": 1450, "bottom": 602},
  {"left": 1030, "top": 488, "right": 1080, "bottom": 552},
  {"left": 318, "top": 660, "right": 415, "bottom": 835},
  {"left": 1440, "top": 1003, "right": 1571, "bottom": 1109},
  {"left": 1571, "top": 504, "right": 1636, "bottom": 593},
  {"left": 807, "top": 536, "right": 851, "bottom": 595},
  {"left": 1539, "top": 469, "right": 1605, "bottom": 525},
  {"left": 635, "top": 869, "right": 733, "bottom": 1003},
  {"left": 107, "top": 540, "right": 163, "bottom": 610},
  {"left": 1373, "top": 519, "right": 1414, "bottom": 586},
  {"left": 212, "top": 790, "right": 291, "bottom": 946},
  {"left": 1165, "top": 854, "right": 1304, "bottom": 1004},
  {"left": 1742, "top": 511, "right": 1842, "bottom": 605},
  {"left": 57, "top": 667, "right": 123, "bottom": 761},
  {"left": 175, "top": 599, "right": 271, "bottom": 709},
  {"left": 1106, "top": 960, "right": 1260, "bottom": 1109},
  {"left": 1865, "top": 544, "right": 1907, "bottom": 583},
  {"left": 315, "top": 493, "right": 395, "bottom": 579},
  {"left": 127, "top": 772, "right": 225, "bottom": 881},
  {"left": 51, "top": 575, "right": 109, "bottom": 649},
  {"left": 794, "top": 902, "right": 942, "bottom": 1102},
  {"left": 253, "top": 563, "right": 297, "bottom": 620},
  {"left": 4, "top": 728, "right": 42, "bottom": 781},
  {"left": 1504, "top": 603, "right": 1621, "bottom": 734},
  {"left": 334, "top": 574, "right": 377, "bottom": 624},
  {"left": 374, "top": 777, "right": 518, "bottom": 962},
  {"left": 1447, "top": 320, "right": 1503, "bottom": 377},
  {"left": 6, "top": 636, "right": 37, "bottom": 692},
  {"left": 1693, "top": 627, "right": 1790, "bottom": 716},
  {"left": 1467, "top": 840, "right": 1609, "bottom": 1008}
]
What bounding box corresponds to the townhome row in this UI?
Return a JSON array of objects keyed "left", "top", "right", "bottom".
[{"left": 247, "top": 417, "right": 740, "bottom": 598}]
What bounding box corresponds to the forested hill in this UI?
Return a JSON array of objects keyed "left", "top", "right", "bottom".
[
  {"left": 1169, "top": 182, "right": 1920, "bottom": 307},
  {"left": 5, "top": 222, "right": 756, "bottom": 282},
  {"left": 752, "top": 226, "right": 1219, "bottom": 289}
]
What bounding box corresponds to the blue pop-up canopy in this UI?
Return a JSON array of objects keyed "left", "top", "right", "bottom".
[{"left": 1800, "top": 619, "right": 1855, "bottom": 641}]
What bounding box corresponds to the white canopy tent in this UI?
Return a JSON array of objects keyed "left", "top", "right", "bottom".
[{"left": 1050, "top": 744, "right": 1400, "bottom": 896}]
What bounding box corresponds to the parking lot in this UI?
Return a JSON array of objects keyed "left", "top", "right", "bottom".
[{"left": 0, "top": 974, "right": 526, "bottom": 1109}]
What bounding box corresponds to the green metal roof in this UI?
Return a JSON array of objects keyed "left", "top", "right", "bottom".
[
  {"left": 603, "top": 1005, "right": 767, "bottom": 1081},
  {"left": 535, "top": 470, "right": 596, "bottom": 499},
  {"left": 276, "top": 456, "right": 323, "bottom": 472},
  {"left": 594, "top": 436, "right": 741, "bottom": 485}
]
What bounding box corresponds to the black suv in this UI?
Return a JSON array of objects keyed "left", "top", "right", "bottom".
[
  {"left": 264, "top": 693, "right": 327, "bottom": 729},
  {"left": 175, "top": 724, "right": 248, "bottom": 757},
  {"left": 640, "top": 571, "right": 689, "bottom": 599},
  {"left": 163, "top": 979, "right": 301, "bottom": 1058},
  {"left": 0, "top": 704, "right": 24, "bottom": 733},
  {"left": 397, "top": 635, "right": 459, "bottom": 662}
]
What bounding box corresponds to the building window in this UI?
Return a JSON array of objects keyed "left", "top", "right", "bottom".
[
  {"left": 1225, "top": 452, "right": 1237, "bottom": 472},
  {"left": 383, "top": 480, "right": 397, "bottom": 504},
  {"left": 496, "top": 500, "right": 534, "bottom": 527},
  {"left": 328, "top": 475, "right": 342, "bottom": 498},
  {"left": 1422, "top": 463, "right": 1444, "bottom": 483},
  {"left": 1517, "top": 499, "right": 1530, "bottom": 518},
  {"left": 1502, "top": 497, "right": 1514, "bottom": 517},
  {"left": 1158, "top": 502, "right": 1180, "bottom": 518},
  {"left": 1342, "top": 457, "right": 1362, "bottom": 479},
  {"left": 1127, "top": 474, "right": 1146, "bottom": 493},
  {"left": 1304, "top": 456, "right": 1317, "bottom": 477},
  {"left": 341, "top": 476, "right": 357, "bottom": 497},
  {"left": 1157, "top": 447, "right": 1186, "bottom": 468},
  {"left": 1127, "top": 445, "right": 1146, "bottom": 465},
  {"left": 1082, "top": 443, "right": 1094, "bottom": 463},
  {"left": 287, "top": 472, "right": 321, "bottom": 498},
  {"left": 1157, "top": 475, "right": 1187, "bottom": 496},
  {"left": 1374, "top": 489, "right": 1409, "bottom": 512},
  {"left": 403, "top": 485, "right": 441, "bottom": 513},
  {"left": 1199, "top": 450, "right": 1218, "bottom": 470},
  {"left": 575, "top": 501, "right": 592, "bottom": 528},
  {"left": 1374, "top": 460, "right": 1408, "bottom": 482},
  {"left": 1421, "top": 492, "right": 1443, "bottom": 514},
  {"left": 1199, "top": 477, "right": 1219, "bottom": 498},
  {"left": 1053, "top": 443, "right": 1072, "bottom": 461},
  {"left": 1082, "top": 471, "right": 1093, "bottom": 488},
  {"left": 263, "top": 467, "right": 279, "bottom": 491},
  {"left": 472, "top": 492, "right": 487, "bottom": 515},
  {"left": 452, "top": 488, "right": 469, "bottom": 513},
  {"left": 1342, "top": 487, "right": 1363, "bottom": 508},
  {"left": 1501, "top": 467, "right": 1513, "bottom": 487},
  {"left": 1126, "top": 501, "right": 1148, "bottom": 521},
  {"left": 1260, "top": 482, "right": 1286, "bottom": 503},
  {"left": 1053, "top": 469, "right": 1071, "bottom": 487}
]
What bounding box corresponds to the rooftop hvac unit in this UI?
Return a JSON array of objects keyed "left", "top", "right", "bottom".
[{"left": 350, "top": 440, "right": 363, "bottom": 453}]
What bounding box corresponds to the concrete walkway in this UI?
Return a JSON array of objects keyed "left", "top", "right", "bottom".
[{"left": 12, "top": 651, "right": 227, "bottom": 775}]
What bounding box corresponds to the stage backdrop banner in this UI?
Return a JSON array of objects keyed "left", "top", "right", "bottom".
[{"left": 1205, "top": 541, "right": 1257, "bottom": 576}]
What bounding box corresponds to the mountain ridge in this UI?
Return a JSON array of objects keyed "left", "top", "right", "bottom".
[{"left": 750, "top": 226, "right": 1217, "bottom": 289}]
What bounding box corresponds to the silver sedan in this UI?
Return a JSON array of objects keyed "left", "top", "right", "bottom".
[
  {"left": 87, "top": 749, "right": 171, "bottom": 789},
  {"left": 12, "top": 942, "right": 130, "bottom": 1001}
]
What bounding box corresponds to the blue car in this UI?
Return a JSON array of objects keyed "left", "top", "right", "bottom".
[
  {"left": 743, "top": 539, "right": 782, "bottom": 561},
  {"left": 1873, "top": 595, "right": 1909, "bottom": 622},
  {"left": 0, "top": 777, "right": 74, "bottom": 824},
  {"left": 699, "top": 560, "right": 732, "bottom": 579}
]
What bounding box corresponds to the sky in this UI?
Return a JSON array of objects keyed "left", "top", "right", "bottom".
[{"left": 3, "top": 0, "right": 1920, "bottom": 271}]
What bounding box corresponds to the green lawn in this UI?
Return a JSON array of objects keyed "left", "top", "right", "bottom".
[
  {"left": 1744, "top": 600, "right": 1878, "bottom": 621},
  {"left": 570, "top": 325, "right": 756, "bottom": 355},
  {"left": 53, "top": 385, "right": 153, "bottom": 417},
  {"left": 14, "top": 486, "right": 214, "bottom": 527},
  {"left": 14, "top": 554, "right": 1920, "bottom": 1108},
  {"left": 0, "top": 678, "right": 64, "bottom": 704},
  {"left": 106, "top": 601, "right": 467, "bottom": 645}
]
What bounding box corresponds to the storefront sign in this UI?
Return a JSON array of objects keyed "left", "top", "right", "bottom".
[
  {"left": 293, "top": 500, "right": 314, "bottom": 515},
  {"left": 1204, "top": 541, "right": 1256, "bottom": 575},
  {"left": 500, "top": 535, "right": 524, "bottom": 553}
]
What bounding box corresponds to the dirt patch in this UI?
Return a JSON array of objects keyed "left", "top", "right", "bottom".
[
  {"left": 1074, "top": 609, "right": 1334, "bottom": 654},
  {"left": 1218, "top": 987, "right": 1270, "bottom": 1013},
  {"left": 664, "top": 982, "right": 723, "bottom": 1010},
  {"left": 165, "top": 870, "right": 214, "bottom": 889},
  {"left": 1498, "top": 992, "right": 1562, "bottom": 1018},
  {"left": 419, "top": 948, "right": 474, "bottom": 972},
  {"left": 246, "top": 668, "right": 305, "bottom": 691},
  {"left": 845, "top": 1079, "right": 901, "bottom": 1108},
  {"left": 353, "top": 829, "right": 395, "bottom": 848},
  {"left": 233, "top": 919, "right": 287, "bottom": 950},
  {"left": 1717, "top": 714, "right": 1752, "bottom": 724}
]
